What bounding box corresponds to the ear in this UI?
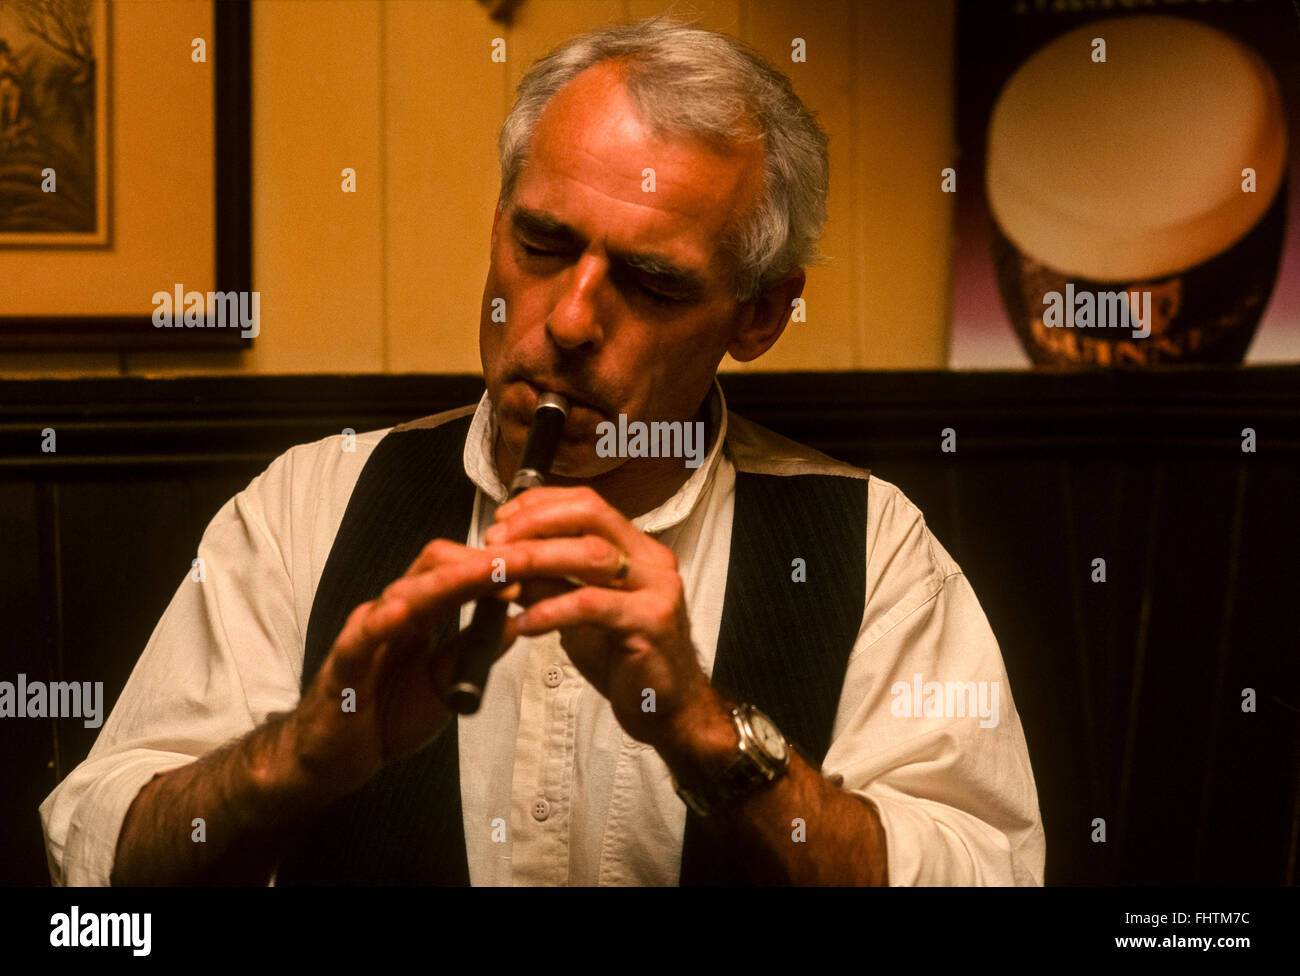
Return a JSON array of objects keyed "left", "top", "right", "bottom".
[{"left": 727, "top": 269, "right": 806, "bottom": 363}]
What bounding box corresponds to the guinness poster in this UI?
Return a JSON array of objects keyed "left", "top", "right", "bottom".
[{"left": 950, "top": 0, "right": 1300, "bottom": 368}]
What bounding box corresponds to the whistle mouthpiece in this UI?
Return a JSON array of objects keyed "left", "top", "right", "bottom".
[
  {"left": 509, "top": 392, "right": 569, "bottom": 497},
  {"left": 537, "top": 391, "right": 569, "bottom": 415}
]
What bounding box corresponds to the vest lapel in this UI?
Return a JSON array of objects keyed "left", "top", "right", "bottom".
[{"left": 679, "top": 472, "right": 868, "bottom": 885}]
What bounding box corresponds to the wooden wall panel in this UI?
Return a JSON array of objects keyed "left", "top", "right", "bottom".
[
  {"left": 385, "top": 0, "right": 506, "bottom": 374},
  {"left": 0, "top": 481, "right": 58, "bottom": 886},
  {"left": 851, "top": 0, "right": 954, "bottom": 369},
  {"left": 1206, "top": 460, "right": 1300, "bottom": 885},
  {"left": 740, "top": 0, "right": 860, "bottom": 371}
]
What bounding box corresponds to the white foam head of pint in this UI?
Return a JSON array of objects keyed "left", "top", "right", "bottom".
[{"left": 986, "top": 15, "right": 1287, "bottom": 281}]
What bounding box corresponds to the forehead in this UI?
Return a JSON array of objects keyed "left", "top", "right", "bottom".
[{"left": 514, "top": 61, "right": 764, "bottom": 275}]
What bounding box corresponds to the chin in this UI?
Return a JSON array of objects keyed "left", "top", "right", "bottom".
[
  {"left": 492, "top": 386, "right": 531, "bottom": 437},
  {"left": 548, "top": 446, "right": 623, "bottom": 481}
]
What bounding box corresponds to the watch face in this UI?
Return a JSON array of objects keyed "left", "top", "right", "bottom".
[{"left": 749, "top": 710, "right": 788, "bottom": 762}]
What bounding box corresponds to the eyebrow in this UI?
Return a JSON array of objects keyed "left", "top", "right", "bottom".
[{"left": 510, "top": 206, "right": 707, "bottom": 295}]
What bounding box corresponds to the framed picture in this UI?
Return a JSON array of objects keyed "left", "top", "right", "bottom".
[
  {"left": 0, "top": 0, "right": 109, "bottom": 246},
  {"left": 0, "top": 0, "right": 250, "bottom": 350}
]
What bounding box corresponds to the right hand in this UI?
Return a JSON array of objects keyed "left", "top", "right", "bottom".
[{"left": 288, "top": 538, "right": 521, "bottom": 799}]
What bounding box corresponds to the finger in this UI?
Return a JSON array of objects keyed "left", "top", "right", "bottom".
[
  {"left": 377, "top": 544, "right": 519, "bottom": 624},
  {"left": 487, "top": 488, "right": 671, "bottom": 568},
  {"left": 400, "top": 537, "right": 477, "bottom": 578},
  {"left": 486, "top": 535, "right": 638, "bottom": 591},
  {"left": 493, "top": 486, "right": 622, "bottom": 532},
  {"left": 371, "top": 537, "right": 586, "bottom": 682},
  {"left": 330, "top": 595, "right": 409, "bottom": 681},
  {"left": 511, "top": 584, "right": 642, "bottom": 638},
  {"left": 338, "top": 554, "right": 518, "bottom": 684},
  {"left": 513, "top": 576, "right": 577, "bottom": 612},
  {"left": 387, "top": 539, "right": 572, "bottom": 642}
]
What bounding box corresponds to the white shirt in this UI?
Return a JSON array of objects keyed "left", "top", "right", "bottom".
[{"left": 39, "top": 381, "right": 1045, "bottom": 886}]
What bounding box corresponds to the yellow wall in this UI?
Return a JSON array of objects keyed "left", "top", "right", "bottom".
[{"left": 0, "top": 0, "right": 954, "bottom": 377}]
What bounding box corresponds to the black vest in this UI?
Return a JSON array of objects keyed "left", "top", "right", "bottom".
[{"left": 276, "top": 412, "right": 867, "bottom": 885}]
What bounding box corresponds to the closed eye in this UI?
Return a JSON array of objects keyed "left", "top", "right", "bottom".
[
  {"left": 518, "top": 236, "right": 691, "bottom": 305},
  {"left": 638, "top": 282, "right": 684, "bottom": 305}
]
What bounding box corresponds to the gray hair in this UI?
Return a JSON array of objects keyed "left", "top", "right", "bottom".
[{"left": 497, "top": 16, "right": 830, "bottom": 303}]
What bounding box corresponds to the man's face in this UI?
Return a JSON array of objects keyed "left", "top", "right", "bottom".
[{"left": 480, "top": 61, "right": 766, "bottom": 478}]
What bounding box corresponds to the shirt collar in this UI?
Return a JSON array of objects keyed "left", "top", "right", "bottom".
[{"left": 463, "top": 378, "right": 729, "bottom": 534}]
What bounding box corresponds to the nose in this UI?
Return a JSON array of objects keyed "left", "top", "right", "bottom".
[{"left": 546, "top": 254, "right": 606, "bottom": 351}]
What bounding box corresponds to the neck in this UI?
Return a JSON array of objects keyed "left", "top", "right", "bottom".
[{"left": 493, "top": 405, "right": 713, "bottom": 521}]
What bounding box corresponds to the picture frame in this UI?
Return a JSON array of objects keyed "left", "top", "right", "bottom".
[{"left": 0, "top": 0, "right": 250, "bottom": 350}]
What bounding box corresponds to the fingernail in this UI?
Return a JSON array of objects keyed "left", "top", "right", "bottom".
[{"left": 484, "top": 525, "right": 504, "bottom": 544}]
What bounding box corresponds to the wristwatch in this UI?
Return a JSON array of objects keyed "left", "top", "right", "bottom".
[{"left": 674, "top": 704, "right": 791, "bottom": 817}]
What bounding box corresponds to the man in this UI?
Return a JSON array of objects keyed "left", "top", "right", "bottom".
[{"left": 41, "top": 19, "right": 1044, "bottom": 885}]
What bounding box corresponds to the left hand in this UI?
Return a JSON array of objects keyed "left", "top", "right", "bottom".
[{"left": 483, "top": 485, "right": 713, "bottom": 747}]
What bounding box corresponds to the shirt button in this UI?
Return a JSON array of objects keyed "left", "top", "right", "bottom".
[
  {"left": 543, "top": 665, "right": 563, "bottom": 688},
  {"left": 532, "top": 798, "right": 551, "bottom": 821}
]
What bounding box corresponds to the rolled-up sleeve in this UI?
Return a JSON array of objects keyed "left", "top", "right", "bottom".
[
  {"left": 823, "top": 477, "right": 1045, "bottom": 886},
  {"left": 37, "top": 432, "right": 373, "bottom": 886}
]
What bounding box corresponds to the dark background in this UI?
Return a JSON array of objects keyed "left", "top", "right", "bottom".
[{"left": 2, "top": 367, "right": 1297, "bottom": 886}]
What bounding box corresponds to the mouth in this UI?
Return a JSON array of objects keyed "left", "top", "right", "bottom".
[
  {"left": 518, "top": 378, "right": 605, "bottom": 421},
  {"left": 496, "top": 376, "right": 628, "bottom": 477}
]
